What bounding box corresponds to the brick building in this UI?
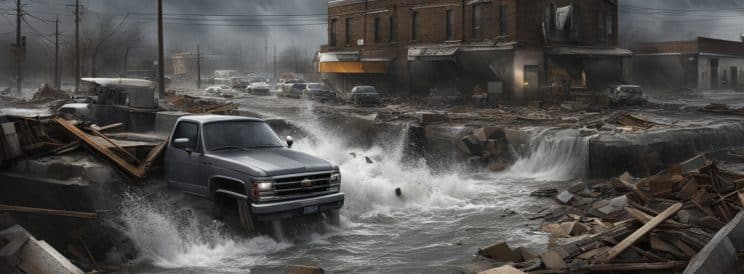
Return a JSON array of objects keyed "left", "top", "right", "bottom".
[
  {"left": 318, "top": 0, "right": 628, "bottom": 101},
  {"left": 627, "top": 37, "right": 744, "bottom": 91}
]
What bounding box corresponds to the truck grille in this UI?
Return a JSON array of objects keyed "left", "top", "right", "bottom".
[{"left": 273, "top": 173, "right": 331, "bottom": 196}]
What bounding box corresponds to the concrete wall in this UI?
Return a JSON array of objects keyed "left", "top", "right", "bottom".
[{"left": 698, "top": 55, "right": 744, "bottom": 90}]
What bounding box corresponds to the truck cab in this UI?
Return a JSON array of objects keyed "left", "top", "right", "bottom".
[{"left": 164, "top": 115, "right": 344, "bottom": 232}]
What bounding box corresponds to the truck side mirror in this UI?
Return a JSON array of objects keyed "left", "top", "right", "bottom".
[
  {"left": 286, "top": 136, "right": 294, "bottom": 148},
  {"left": 173, "top": 138, "right": 193, "bottom": 154}
]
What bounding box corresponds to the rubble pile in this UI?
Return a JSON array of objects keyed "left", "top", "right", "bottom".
[
  {"left": 700, "top": 103, "right": 744, "bottom": 117},
  {"left": 165, "top": 93, "right": 237, "bottom": 114},
  {"left": 478, "top": 153, "right": 744, "bottom": 273},
  {"left": 29, "top": 84, "right": 71, "bottom": 103},
  {"left": 0, "top": 114, "right": 165, "bottom": 179},
  {"left": 457, "top": 126, "right": 510, "bottom": 171}
]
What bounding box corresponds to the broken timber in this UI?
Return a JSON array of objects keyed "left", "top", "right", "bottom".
[
  {"left": 0, "top": 204, "right": 97, "bottom": 219},
  {"left": 53, "top": 117, "right": 165, "bottom": 179},
  {"left": 599, "top": 202, "right": 683, "bottom": 262}
]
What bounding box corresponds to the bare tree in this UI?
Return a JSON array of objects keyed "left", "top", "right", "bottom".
[{"left": 85, "top": 14, "right": 130, "bottom": 77}]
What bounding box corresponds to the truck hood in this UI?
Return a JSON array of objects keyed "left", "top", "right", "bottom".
[{"left": 208, "top": 148, "right": 337, "bottom": 177}]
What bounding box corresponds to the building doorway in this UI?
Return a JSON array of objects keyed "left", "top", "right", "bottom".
[
  {"left": 523, "top": 65, "right": 540, "bottom": 101},
  {"left": 710, "top": 59, "right": 719, "bottom": 89},
  {"left": 731, "top": 66, "right": 738, "bottom": 89}
]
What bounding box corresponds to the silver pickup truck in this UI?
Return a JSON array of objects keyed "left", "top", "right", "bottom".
[{"left": 164, "top": 115, "right": 344, "bottom": 232}]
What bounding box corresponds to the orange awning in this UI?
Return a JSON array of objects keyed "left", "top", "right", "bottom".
[{"left": 319, "top": 61, "right": 389, "bottom": 74}]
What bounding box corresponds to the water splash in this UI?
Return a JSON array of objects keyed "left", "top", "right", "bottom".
[
  {"left": 119, "top": 194, "right": 290, "bottom": 270},
  {"left": 502, "top": 128, "right": 591, "bottom": 181},
  {"left": 289, "top": 103, "right": 483, "bottom": 217}
]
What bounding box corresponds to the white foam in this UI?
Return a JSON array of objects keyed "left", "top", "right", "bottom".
[{"left": 119, "top": 194, "right": 290, "bottom": 270}]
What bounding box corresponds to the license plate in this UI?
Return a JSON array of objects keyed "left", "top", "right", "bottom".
[{"left": 303, "top": 205, "right": 319, "bottom": 214}]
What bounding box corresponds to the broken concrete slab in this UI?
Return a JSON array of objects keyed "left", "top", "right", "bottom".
[
  {"left": 540, "top": 249, "right": 567, "bottom": 269},
  {"left": 478, "top": 241, "right": 524, "bottom": 262},
  {"left": 555, "top": 190, "right": 574, "bottom": 204},
  {"left": 0, "top": 225, "right": 83, "bottom": 274},
  {"left": 477, "top": 265, "right": 527, "bottom": 274}
]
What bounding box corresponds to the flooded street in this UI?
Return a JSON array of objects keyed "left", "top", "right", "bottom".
[{"left": 124, "top": 100, "right": 589, "bottom": 273}]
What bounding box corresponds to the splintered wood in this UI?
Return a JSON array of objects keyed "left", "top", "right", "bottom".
[
  {"left": 53, "top": 118, "right": 165, "bottom": 179},
  {"left": 492, "top": 153, "right": 744, "bottom": 273}
]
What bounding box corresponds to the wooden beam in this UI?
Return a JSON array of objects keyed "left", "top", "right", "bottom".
[
  {"left": 53, "top": 118, "right": 145, "bottom": 178},
  {"left": 578, "top": 261, "right": 688, "bottom": 272},
  {"left": 625, "top": 207, "right": 688, "bottom": 229},
  {"left": 88, "top": 128, "right": 141, "bottom": 165},
  {"left": 738, "top": 192, "right": 744, "bottom": 207},
  {"left": 0, "top": 204, "right": 97, "bottom": 219},
  {"left": 600, "top": 203, "right": 683, "bottom": 262}
]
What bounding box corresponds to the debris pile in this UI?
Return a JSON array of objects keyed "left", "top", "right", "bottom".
[
  {"left": 700, "top": 103, "right": 744, "bottom": 117},
  {"left": 166, "top": 93, "right": 237, "bottom": 114},
  {"left": 30, "top": 83, "right": 71, "bottom": 103},
  {"left": 0, "top": 114, "right": 165, "bottom": 179},
  {"left": 480, "top": 153, "right": 744, "bottom": 273},
  {"left": 457, "top": 126, "right": 510, "bottom": 171}
]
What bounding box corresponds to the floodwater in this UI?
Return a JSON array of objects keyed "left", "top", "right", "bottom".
[{"left": 122, "top": 100, "right": 592, "bottom": 274}]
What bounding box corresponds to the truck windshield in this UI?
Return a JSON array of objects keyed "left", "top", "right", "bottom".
[{"left": 203, "top": 121, "right": 285, "bottom": 151}]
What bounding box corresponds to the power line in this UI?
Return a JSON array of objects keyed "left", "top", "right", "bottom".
[{"left": 130, "top": 11, "right": 327, "bottom": 17}]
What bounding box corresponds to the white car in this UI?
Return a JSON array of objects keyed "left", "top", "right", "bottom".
[{"left": 206, "top": 85, "right": 233, "bottom": 96}]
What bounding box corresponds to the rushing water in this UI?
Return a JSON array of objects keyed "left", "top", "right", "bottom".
[{"left": 122, "top": 103, "right": 593, "bottom": 274}]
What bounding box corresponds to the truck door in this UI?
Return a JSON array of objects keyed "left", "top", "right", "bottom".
[{"left": 165, "top": 121, "right": 207, "bottom": 195}]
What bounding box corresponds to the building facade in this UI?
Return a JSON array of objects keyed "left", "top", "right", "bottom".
[
  {"left": 319, "top": 0, "right": 627, "bottom": 101},
  {"left": 628, "top": 37, "right": 744, "bottom": 91}
]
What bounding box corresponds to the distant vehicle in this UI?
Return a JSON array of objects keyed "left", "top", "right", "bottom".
[
  {"left": 304, "top": 83, "right": 336, "bottom": 101},
  {"left": 281, "top": 82, "right": 307, "bottom": 98},
  {"left": 206, "top": 85, "right": 232, "bottom": 96},
  {"left": 165, "top": 115, "right": 344, "bottom": 233},
  {"left": 247, "top": 82, "right": 271, "bottom": 96},
  {"left": 214, "top": 70, "right": 238, "bottom": 79},
  {"left": 608, "top": 85, "right": 645, "bottom": 105},
  {"left": 349, "top": 86, "right": 381, "bottom": 105}
]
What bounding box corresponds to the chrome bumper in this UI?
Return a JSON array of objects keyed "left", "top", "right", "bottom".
[{"left": 251, "top": 192, "right": 345, "bottom": 215}]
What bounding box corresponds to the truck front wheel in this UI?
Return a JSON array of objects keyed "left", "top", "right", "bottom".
[{"left": 213, "top": 193, "right": 255, "bottom": 234}]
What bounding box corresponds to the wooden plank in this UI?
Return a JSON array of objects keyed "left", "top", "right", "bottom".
[
  {"left": 53, "top": 118, "right": 145, "bottom": 178},
  {"left": 625, "top": 207, "right": 688, "bottom": 229},
  {"left": 577, "top": 261, "right": 688, "bottom": 272},
  {"left": 88, "top": 128, "right": 141, "bottom": 165},
  {"left": 600, "top": 203, "right": 683, "bottom": 262},
  {"left": 0, "top": 204, "right": 97, "bottom": 219},
  {"left": 738, "top": 192, "right": 744, "bottom": 207}
]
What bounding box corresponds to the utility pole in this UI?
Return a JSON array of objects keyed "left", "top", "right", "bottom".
[
  {"left": 196, "top": 44, "right": 201, "bottom": 89},
  {"left": 74, "top": 0, "right": 80, "bottom": 93},
  {"left": 273, "top": 42, "right": 277, "bottom": 83},
  {"left": 157, "top": 0, "right": 165, "bottom": 99},
  {"left": 264, "top": 38, "right": 268, "bottom": 72},
  {"left": 15, "top": 0, "right": 23, "bottom": 96},
  {"left": 54, "top": 15, "right": 60, "bottom": 90}
]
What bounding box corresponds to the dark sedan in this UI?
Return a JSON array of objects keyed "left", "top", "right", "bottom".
[
  {"left": 304, "top": 83, "right": 336, "bottom": 101},
  {"left": 349, "top": 86, "right": 381, "bottom": 106}
]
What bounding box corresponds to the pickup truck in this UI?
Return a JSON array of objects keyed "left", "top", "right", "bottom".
[{"left": 164, "top": 115, "right": 344, "bottom": 232}]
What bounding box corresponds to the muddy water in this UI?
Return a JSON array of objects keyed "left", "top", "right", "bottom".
[{"left": 124, "top": 103, "right": 591, "bottom": 274}]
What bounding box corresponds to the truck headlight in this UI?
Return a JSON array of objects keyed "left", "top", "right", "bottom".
[
  {"left": 256, "top": 182, "right": 273, "bottom": 191},
  {"left": 329, "top": 173, "right": 341, "bottom": 184}
]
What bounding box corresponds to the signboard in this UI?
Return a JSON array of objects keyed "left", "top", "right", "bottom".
[{"left": 357, "top": 39, "right": 365, "bottom": 46}]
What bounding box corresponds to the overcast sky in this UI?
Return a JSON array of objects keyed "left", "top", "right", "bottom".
[{"left": 1, "top": 0, "right": 744, "bottom": 82}]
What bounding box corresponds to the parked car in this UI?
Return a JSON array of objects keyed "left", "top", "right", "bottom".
[
  {"left": 608, "top": 84, "right": 645, "bottom": 105},
  {"left": 247, "top": 82, "right": 271, "bottom": 96},
  {"left": 303, "top": 83, "right": 336, "bottom": 101},
  {"left": 206, "top": 85, "right": 232, "bottom": 96},
  {"left": 281, "top": 82, "right": 307, "bottom": 98},
  {"left": 165, "top": 115, "right": 344, "bottom": 233},
  {"left": 349, "top": 86, "right": 381, "bottom": 105}
]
